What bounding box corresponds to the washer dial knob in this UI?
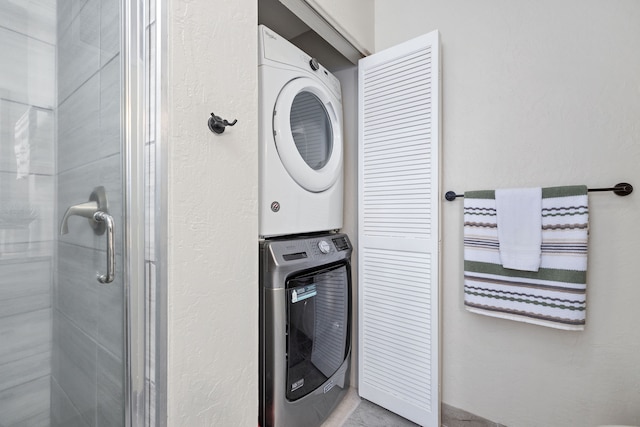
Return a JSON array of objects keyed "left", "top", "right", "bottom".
[
  {"left": 309, "top": 57, "right": 320, "bottom": 71},
  {"left": 318, "top": 240, "right": 331, "bottom": 254}
]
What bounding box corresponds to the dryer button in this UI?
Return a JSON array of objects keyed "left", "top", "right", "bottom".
[
  {"left": 318, "top": 240, "right": 331, "bottom": 254},
  {"left": 309, "top": 58, "right": 320, "bottom": 71}
]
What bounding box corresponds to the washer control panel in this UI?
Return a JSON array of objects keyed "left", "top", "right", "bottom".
[{"left": 266, "top": 233, "right": 352, "bottom": 265}]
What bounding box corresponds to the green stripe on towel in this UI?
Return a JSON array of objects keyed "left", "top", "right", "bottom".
[
  {"left": 464, "top": 260, "right": 587, "bottom": 284},
  {"left": 466, "top": 185, "right": 587, "bottom": 199},
  {"left": 464, "top": 190, "right": 495, "bottom": 199},
  {"left": 542, "top": 185, "right": 588, "bottom": 198}
]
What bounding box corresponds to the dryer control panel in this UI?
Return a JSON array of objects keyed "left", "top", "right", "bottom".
[{"left": 259, "top": 25, "right": 342, "bottom": 101}]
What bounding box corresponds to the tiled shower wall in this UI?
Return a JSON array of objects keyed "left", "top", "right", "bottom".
[
  {"left": 0, "top": 0, "right": 55, "bottom": 425},
  {"left": 0, "top": 1, "right": 155, "bottom": 425},
  {"left": 53, "top": 0, "right": 125, "bottom": 425}
]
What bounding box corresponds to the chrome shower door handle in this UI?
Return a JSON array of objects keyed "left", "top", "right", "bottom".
[
  {"left": 59, "top": 187, "right": 114, "bottom": 284},
  {"left": 60, "top": 187, "right": 109, "bottom": 236},
  {"left": 93, "top": 211, "right": 115, "bottom": 284}
]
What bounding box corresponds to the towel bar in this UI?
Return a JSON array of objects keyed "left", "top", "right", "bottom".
[{"left": 444, "top": 182, "right": 633, "bottom": 201}]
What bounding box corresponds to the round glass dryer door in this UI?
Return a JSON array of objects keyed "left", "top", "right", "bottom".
[{"left": 273, "top": 77, "right": 342, "bottom": 193}]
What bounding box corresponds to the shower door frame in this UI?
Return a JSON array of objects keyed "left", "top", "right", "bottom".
[
  {"left": 122, "top": 0, "right": 146, "bottom": 425},
  {"left": 153, "top": 0, "right": 168, "bottom": 425}
]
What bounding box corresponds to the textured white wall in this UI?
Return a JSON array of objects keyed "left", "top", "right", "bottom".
[
  {"left": 375, "top": 1, "right": 640, "bottom": 426},
  {"left": 166, "top": 0, "right": 258, "bottom": 425}
]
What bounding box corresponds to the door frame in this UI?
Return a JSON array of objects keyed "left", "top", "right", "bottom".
[{"left": 122, "top": 0, "right": 146, "bottom": 425}]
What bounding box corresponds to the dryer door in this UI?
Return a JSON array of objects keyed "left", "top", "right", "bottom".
[{"left": 273, "top": 77, "right": 342, "bottom": 193}]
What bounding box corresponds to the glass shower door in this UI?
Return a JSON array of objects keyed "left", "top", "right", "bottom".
[
  {"left": 54, "top": 0, "right": 125, "bottom": 424},
  {"left": 0, "top": 0, "right": 129, "bottom": 425},
  {"left": 0, "top": 2, "right": 56, "bottom": 424}
]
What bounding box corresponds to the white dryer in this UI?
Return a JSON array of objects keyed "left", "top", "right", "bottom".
[{"left": 258, "top": 25, "right": 344, "bottom": 238}]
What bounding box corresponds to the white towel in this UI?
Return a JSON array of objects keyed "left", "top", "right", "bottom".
[{"left": 495, "top": 187, "right": 542, "bottom": 272}]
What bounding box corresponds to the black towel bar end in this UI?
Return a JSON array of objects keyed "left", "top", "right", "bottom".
[
  {"left": 591, "top": 182, "right": 633, "bottom": 196},
  {"left": 444, "top": 191, "right": 459, "bottom": 201}
]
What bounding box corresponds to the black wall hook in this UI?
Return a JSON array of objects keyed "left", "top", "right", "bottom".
[{"left": 208, "top": 113, "right": 237, "bottom": 134}]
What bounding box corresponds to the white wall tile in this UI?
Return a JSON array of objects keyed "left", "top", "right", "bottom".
[
  {"left": 0, "top": 101, "right": 54, "bottom": 176},
  {"left": 56, "top": 241, "right": 124, "bottom": 358},
  {"left": 0, "top": 27, "right": 55, "bottom": 108},
  {"left": 52, "top": 311, "right": 97, "bottom": 427},
  {"left": 56, "top": 0, "right": 89, "bottom": 38},
  {"left": 0, "top": 0, "right": 56, "bottom": 44},
  {"left": 57, "top": 0, "right": 100, "bottom": 104},
  {"left": 100, "top": 0, "right": 119, "bottom": 66},
  {"left": 0, "top": 375, "right": 50, "bottom": 426},
  {"left": 100, "top": 54, "right": 121, "bottom": 155},
  {"left": 0, "top": 259, "right": 50, "bottom": 300},
  {"left": 51, "top": 376, "right": 87, "bottom": 427},
  {"left": 0, "top": 172, "right": 55, "bottom": 250},
  {"left": 57, "top": 73, "right": 101, "bottom": 173},
  {"left": 0, "top": 308, "right": 51, "bottom": 367},
  {"left": 56, "top": 242, "right": 100, "bottom": 339},
  {"left": 0, "top": 351, "right": 50, "bottom": 393},
  {"left": 97, "top": 346, "right": 124, "bottom": 425}
]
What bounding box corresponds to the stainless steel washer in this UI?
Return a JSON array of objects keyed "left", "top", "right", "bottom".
[{"left": 260, "top": 233, "right": 352, "bottom": 427}]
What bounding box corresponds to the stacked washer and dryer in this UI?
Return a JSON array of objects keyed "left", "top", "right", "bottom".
[{"left": 258, "top": 25, "right": 352, "bottom": 427}]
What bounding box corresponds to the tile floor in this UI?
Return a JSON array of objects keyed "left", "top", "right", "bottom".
[
  {"left": 342, "top": 399, "right": 420, "bottom": 427},
  {"left": 321, "top": 388, "right": 419, "bottom": 427},
  {"left": 323, "top": 390, "right": 507, "bottom": 427}
]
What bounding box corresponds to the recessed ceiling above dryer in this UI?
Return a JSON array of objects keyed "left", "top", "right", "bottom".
[
  {"left": 258, "top": 0, "right": 364, "bottom": 71},
  {"left": 258, "top": 0, "right": 310, "bottom": 40}
]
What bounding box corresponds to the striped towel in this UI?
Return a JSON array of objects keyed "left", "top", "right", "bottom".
[{"left": 463, "top": 185, "right": 589, "bottom": 330}]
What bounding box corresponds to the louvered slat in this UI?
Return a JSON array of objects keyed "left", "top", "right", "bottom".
[
  {"left": 358, "top": 31, "right": 440, "bottom": 427},
  {"left": 361, "top": 248, "right": 432, "bottom": 408},
  {"left": 361, "top": 44, "right": 432, "bottom": 238}
]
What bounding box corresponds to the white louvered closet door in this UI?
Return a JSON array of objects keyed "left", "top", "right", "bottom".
[{"left": 358, "top": 31, "right": 440, "bottom": 427}]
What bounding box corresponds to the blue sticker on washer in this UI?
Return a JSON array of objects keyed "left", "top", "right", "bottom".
[{"left": 291, "top": 285, "right": 317, "bottom": 303}]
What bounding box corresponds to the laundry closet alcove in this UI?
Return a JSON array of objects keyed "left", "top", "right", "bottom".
[{"left": 259, "top": 2, "right": 441, "bottom": 426}]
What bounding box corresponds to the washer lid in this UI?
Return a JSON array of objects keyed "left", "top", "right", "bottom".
[{"left": 273, "top": 77, "right": 342, "bottom": 193}]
